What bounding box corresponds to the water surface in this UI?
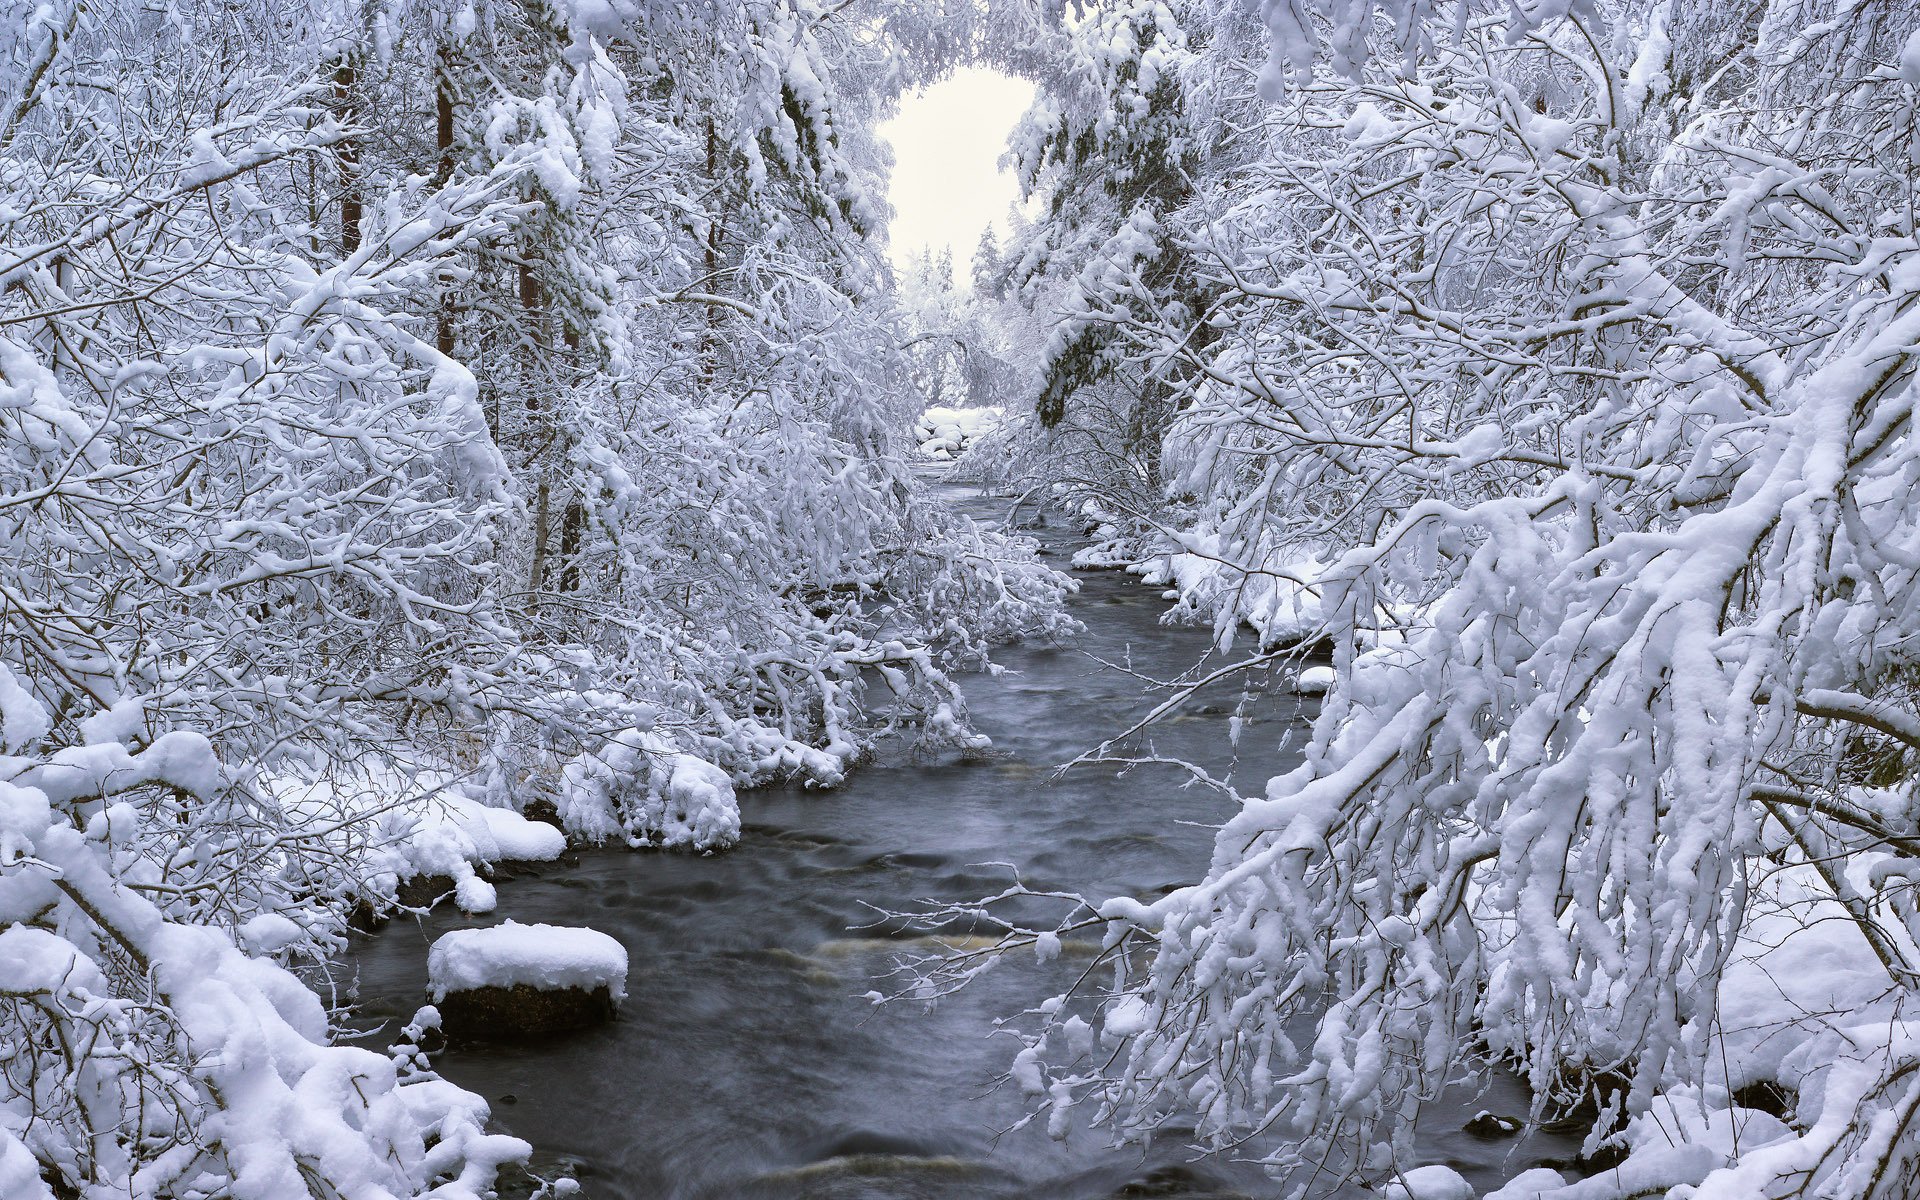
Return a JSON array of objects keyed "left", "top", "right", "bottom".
[{"left": 346, "top": 483, "right": 1574, "bottom": 1199}]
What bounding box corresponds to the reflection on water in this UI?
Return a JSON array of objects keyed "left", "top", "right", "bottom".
[{"left": 344, "top": 482, "right": 1575, "bottom": 1199}]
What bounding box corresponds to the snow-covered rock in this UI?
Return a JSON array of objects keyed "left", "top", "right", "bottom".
[
  {"left": 1482, "top": 1168, "right": 1565, "bottom": 1200},
  {"left": 1375, "top": 1164, "right": 1474, "bottom": 1200},
  {"left": 913, "top": 405, "right": 1003, "bottom": 459},
  {"left": 1294, "top": 664, "right": 1336, "bottom": 695},
  {"left": 380, "top": 793, "right": 568, "bottom": 914},
  {"left": 1131, "top": 532, "right": 1332, "bottom": 649},
  {"left": 429, "top": 921, "right": 628, "bottom": 1039},
  {"left": 269, "top": 773, "right": 568, "bottom": 917},
  {"left": 428, "top": 921, "right": 628, "bottom": 1002}
]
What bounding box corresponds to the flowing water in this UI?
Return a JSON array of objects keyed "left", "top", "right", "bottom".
[{"left": 346, "top": 483, "right": 1577, "bottom": 1199}]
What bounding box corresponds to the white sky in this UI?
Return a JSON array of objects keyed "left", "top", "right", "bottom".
[{"left": 879, "top": 67, "right": 1035, "bottom": 279}]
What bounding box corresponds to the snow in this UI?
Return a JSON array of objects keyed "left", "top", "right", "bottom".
[
  {"left": 428, "top": 920, "right": 629, "bottom": 1001},
  {"left": 413, "top": 793, "right": 568, "bottom": 865},
  {"left": 0, "top": 662, "right": 49, "bottom": 752},
  {"left": 1103, "top": 993, "right": 1155, "bottom": 1039},
  {"left": 914, "top": 404, "right": 1003, "bottom": 459},
  {"left": 0, "top": 779, "right": 50, "bottom": 865},
  {"left": 0, "top": 1131, "right": 50, "bottom": 1200},
  {"left": 1625, "top": 1093, "right": 1793, "bottom": 1160},
  {"left": 1, "top": 812, "right": 533, "bottom": 1199},
  {"left": 0, "top": 0, "right": 1084, "bottom": 1192},
  {"left": 239, "top": 912, "right": 307, "bottom": 955},
  {"left": 12, "top": 0, "right": 1920, "bottom": 1195},
  {"left": 1482, "top": 1169, "right": 1566, "bottom": 1200},
  {"left": 1374, "top": 1164, "right": 1473, "bottom": 1200},
  {"left": 0, "top": 925, "right": 108, "bottom": 997},
  {"left": 558, "top": 727, "right": 741, "bottom": 851},
  {"left": 1132, "top": 533, "right": 1331, "bottom": 649},
  {"left": 275, "top": 775, "right": 567, "bottom": 916},
  {"left": 1294, "top": 665, "right": 1336, "bottom": 695}
]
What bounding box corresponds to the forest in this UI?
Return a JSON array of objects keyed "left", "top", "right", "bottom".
[{"left": 3, "top": 0, "right": 1920, "bottom": 1198}]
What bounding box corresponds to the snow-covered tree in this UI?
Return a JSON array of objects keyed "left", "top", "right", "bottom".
[
  {"left": 977, "top": 2, "right": 1920, "bottom": 1198},
  {"left": 0, "top": 0, "right": 545, "bottom": 1190},
  {"left": 0, "top": 0, "right": 1076, "bottom": 1190}
]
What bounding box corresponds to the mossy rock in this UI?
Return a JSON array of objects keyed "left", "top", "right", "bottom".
[{"left": 438, "top": 982, "right": 616, "bottom": 1041}]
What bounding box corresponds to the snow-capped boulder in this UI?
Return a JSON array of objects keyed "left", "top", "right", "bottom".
[
  {"left": 428, "top": 921, "right": 627, "bottom": 1039},
  {"left": 1375, "top": 1164, "right": 1474, "bottom": 1200},
  {"left": 380, "top": 793, "right": 568, "bottom": 915},
  {"left": 1462, "top": 1110, "right": 1523, "bottom": 1138},
  {"left": 1482, "top": 1169, "right": 1566, "bottom": 1200},
  {"left": 912, "top": 405, "right": 1003, "bottom": 459},
  {"left": 1294, "top": 664, "right": 1336, "bottom": 695}
]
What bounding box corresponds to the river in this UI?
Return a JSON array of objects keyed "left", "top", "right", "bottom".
[{"left": 345, "top": 482, "right": 1578, "bottom": 1199}]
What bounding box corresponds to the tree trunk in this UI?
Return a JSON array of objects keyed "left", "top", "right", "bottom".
[
  {"left": 558, "top": 500, "right": 586, "bottom": 592},
  {"left": 334, "top": 55, "right": 361, "bottom": 256}
]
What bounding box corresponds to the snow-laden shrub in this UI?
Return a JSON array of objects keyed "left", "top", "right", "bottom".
[
  {"left": 559, "top": 728, "right": 741, "bottom": 850},
  {"left": 0, "top": 0, "right": 1077, "bottom": 1191},
  {"left": 967, "top": 2, "right": 1920, "bottom": 1199},
  {"left": 0, "top": 714, "right": 528, "bottom": 1198}
]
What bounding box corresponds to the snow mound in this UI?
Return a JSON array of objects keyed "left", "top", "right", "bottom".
[
  {"left": 1294, "top": 665, "right": 1336, "bottom": 695},
  {"left": 558, "top": 728, "right": 740, "bottom": 850},
  {"left": 0, "top": 1129, "right": 49, "bottom": 1200},
  {"left": 268, "top": 773, "right": 567, "bottom": 915},
  {"left": 1483, "top": 1169, "right": 1565, "bottom": 1200},
  {"left": 1375, "top": 1164, "right": 1473, "bottom": 1200},
  {"left": 428, "top": 921, "right": 628, "bottom": 1002},
  {"left": 914, "top": 405, "right": 1003, "bottom": 459},
  {"left": 393, "top": 793, "right": 566, "bottom": 873},
  {"left": 1133, "top": 532, "right": 1331, "bottom": 648},
  {"left": 0, "top": 925, "right": 107, "bottom": 997}
]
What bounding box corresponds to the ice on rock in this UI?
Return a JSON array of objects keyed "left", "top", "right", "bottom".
[
  {"left": 428, "top": 921, "right": 628, "bottom": 1002},
  {"left": 1375, "top": 1164, "right": 1474, "bottom": 1200}
]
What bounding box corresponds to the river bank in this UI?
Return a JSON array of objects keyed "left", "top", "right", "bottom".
[{"left": 343, "top": 483, "right": 1580, "bottom": 1199}]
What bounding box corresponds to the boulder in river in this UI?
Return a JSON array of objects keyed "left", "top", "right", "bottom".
[
  {"left": 1483, "top": 1168, "right": 1567, "bottom": 1200},
  {"left": 1374, "top": 1164, "right": 1473, "bottom": 1200},
  {"left": 1463, "top": 1110, "right": 1524, "bottom": 1138},
  {"left": 428, "top": 920, "right": 627, "bottom": 1040}
]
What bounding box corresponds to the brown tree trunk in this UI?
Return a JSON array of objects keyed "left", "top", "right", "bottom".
[
  {"left": 434, "top": 42, "right": 459, "bottom": 365},
  {"left": 558, "top": 500, "right": 586, "bottom": 592},
  {"left": 334, "top": 55, "right": 361, "bottom": 256}
]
